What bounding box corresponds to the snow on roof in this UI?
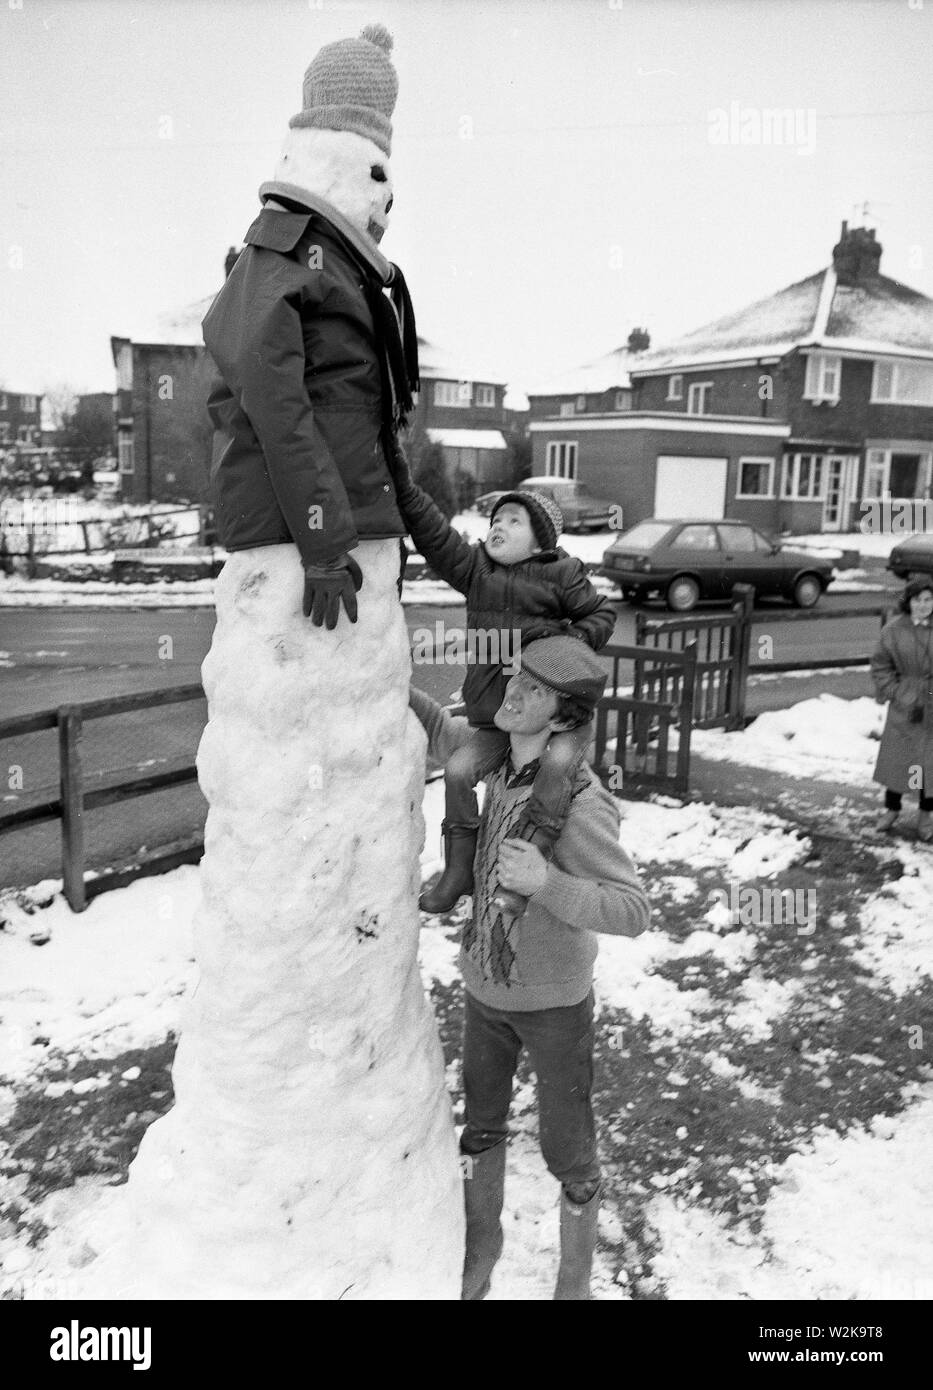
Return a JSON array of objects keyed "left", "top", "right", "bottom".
[
  {"left": 427, "top": 428, "right": 507, "bottom": 449},
  {"left": 526, "top": 345, "right": 641, "bottom": 397},
  {"left": 417, "top": 336, "right": 505, "bottom": 386},
  {"left": 117, "top": 293, "right": 217, "bottom": 348},
  {"left": 634, "top": 271, "right": 825, "bottom": 372},
  {"left": 634, "top": 262, "right": 933, "bottom": 373}
]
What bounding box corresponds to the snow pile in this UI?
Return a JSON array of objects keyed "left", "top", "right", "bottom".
[
  {"left": 618, "top": 799, "right": 810, "bottom": 876},
  {"left": 691, "top": 694, "right": 884, "bottom": 783},
  {"left": 64, "top": 540, "right": 463, "bottom": 1300},
  {"left": 649, "top": 1085, "right": 933, "bottom": 1300},
  {"left": 0, "top": 871, "right": 198, "bottom": 1086},
  {"left": 853, "top": 849, "right": 933, "bottom": 996}
]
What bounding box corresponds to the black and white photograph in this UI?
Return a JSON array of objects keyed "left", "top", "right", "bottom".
[{"left": 1, "top": 0, "right": 931, "bottom": 1345}]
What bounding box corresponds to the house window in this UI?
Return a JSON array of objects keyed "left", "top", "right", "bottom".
[
  {"left": 21, "top": 394, "right": 37, "bottom": 413},
  {"left": 0, "top": 393, "right": 7, "bottom": 411},
  {"left": 736, "top": 457, "right": 775, "bottom": 498},
  {"left": 871, "top": 359, "right": 933, "bottom": 407},
  {"left": 667, "top": 374, "right": 683, "bottom": 401},
  {"left": 559, "top": 401, "right": 575, "bottom": 417},
  {"left": 433, "top": 380, "right": 471, "bottom": 408},
  {"left": 803, "top": 352, "right": 841, "bottom": 402},
  {"left": 576, "top": 394, "right": 587, "bottom": 413},
  {"left": 118, "top": 433, "right": 135, "bottom": 474},
  {"left": 475, "top": 384, "right": 496, "bottom": 407},
  {"left": 614, "top": 390, "right": 628, "bottom": 411},
  {"left": 546, "top": 441, "right": 577, "bottom": 479},
  {"left": 862, "top": 446, "right": 933, "bottom": 499},
  {"left": 0, "top": 422, "right": 9, "bottom": 443},
  {"left": 782, "top": 453, "right": 824, "bottom": 500},
  {"left": 686, "top": 382, "right": 712, "bottom": 415}
]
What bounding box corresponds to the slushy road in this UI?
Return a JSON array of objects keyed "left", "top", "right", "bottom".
[{"left": 0, "top": 592, "right": 886, "bottom": 889}]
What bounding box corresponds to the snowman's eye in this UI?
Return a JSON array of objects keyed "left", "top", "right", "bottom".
[{"left": 370, "top": 164, "right": 387, "bottom": 183}]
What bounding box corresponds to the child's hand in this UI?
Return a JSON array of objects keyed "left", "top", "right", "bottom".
[{"left": 497, "top": 839, "right": 548, "bottom": 897}]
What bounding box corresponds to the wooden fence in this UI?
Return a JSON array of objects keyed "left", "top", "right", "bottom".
[
  {"left": 0, "top": 685, "right": 205, "bottom": 912},
  {"left": 593, "top": 641, "right": 698, "bottom": 796}
]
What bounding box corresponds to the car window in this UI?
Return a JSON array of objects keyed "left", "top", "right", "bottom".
[
  {"left": 618, "top": 521, "right": 671, "bottom": 549},
  {"left": 675, "top": 524, "right": 720, "bottom": 551},
  {"left": 717, "top": 525, "right": 758, "bottom": 552},
  {"left": 752, "top": 530, "right": 773, "bottom": 552}
]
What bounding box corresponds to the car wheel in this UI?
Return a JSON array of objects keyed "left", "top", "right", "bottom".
[
  {"left": 793, "top": 573, "right": 822, "bottom": 608},
  {"left": 666, "top": 575, "right": 700, "bottom": 612}
]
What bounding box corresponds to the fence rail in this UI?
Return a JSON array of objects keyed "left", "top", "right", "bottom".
[
  {"left": 0, "top": 503, "right": 214, "bottom": 562},
  {"left": 594, "top": 641, "right": 698, "bottom": 795},
  {"left": 0, "top": 684, "right": 206, "bottom": 911}
]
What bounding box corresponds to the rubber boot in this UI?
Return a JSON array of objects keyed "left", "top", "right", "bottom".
[
  {"left": 917, "top": 810, "right": 933, "bottom": 843},
  {"left": 492, "top": 822, "right": 558, "bottom": 919},
  {"left": 553, "top": 1186, "right": 599, "bottom": 1301},
  {"left": 461, "top": 1140, "right": 507, "bottom": 1301},
  {"left": 419, "top": 822, "right": 477, "bottom": 914}
]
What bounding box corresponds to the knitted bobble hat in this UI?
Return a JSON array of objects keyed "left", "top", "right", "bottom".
[
  {"left": 289, "top": 23, "right": 398, "bottom": 157},
  {"left": 491, "top": 490, "right": 565, "bottom": 551}
]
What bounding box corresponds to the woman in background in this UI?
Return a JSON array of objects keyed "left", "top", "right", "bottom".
[{"left": 871, "top": 575, "right": 933, "bottom": 841}]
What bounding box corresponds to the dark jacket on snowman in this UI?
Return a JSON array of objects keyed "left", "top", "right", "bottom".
[
  {"left": 202, "top": 190, "right": 412, "bottom": 567},
  {"left": 871, "top": 613, "right": 933, "bottom": 792},
  {"left": 399, "top": 483, "right": 616, "bottom": 728}
]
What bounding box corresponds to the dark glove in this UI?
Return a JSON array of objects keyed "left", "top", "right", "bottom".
[{"left": 302, "top": 553, "right": 363, "bottom": 629}]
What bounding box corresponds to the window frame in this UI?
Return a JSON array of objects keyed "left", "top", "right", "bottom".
[
  {"left": 475, "top": 384, "right": 496, "bottom": 408},
  {"left": 118, "top": 433, "right": 135, "bottom": 475},
  {"left": 781, "top": 452, "right": 826, "bottom": 501},
  {"left": 803, "top": 352, "right": 842, "bottom": 402},
  {"left": 870, "top": 358, "right": 933, "bottom": 407},
  {"left": 735, "top": 456, "right": 775, "bottom": 500},
  {"left": 686, "top": 381, "right": 713, "bottom": 416},
  {"left": 559, "top": 401, "right": 575, "bottom": 417},
  {"left": 433, "top": 380, "right": 472, "bottom": 408},
  {"left": 667, "top": 374, "right": 683, "bottom": 401},
  {"left": 545, "top": 440, "right": 578, "bottom": 480}
]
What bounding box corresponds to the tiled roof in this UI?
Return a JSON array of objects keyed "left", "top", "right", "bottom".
[{"left": 633, "top": 262, "right": 933, "bottom": 373}]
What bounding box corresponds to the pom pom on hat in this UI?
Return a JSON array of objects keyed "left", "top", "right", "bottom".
[{"left": 289, "top": 23, "right": 399, "bottom": 157}]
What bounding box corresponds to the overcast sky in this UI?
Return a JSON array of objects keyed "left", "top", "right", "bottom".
[{"left": 1, "top": 0, "right": 931, "bottom": 405}]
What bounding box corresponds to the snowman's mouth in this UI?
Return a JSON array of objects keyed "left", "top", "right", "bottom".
[{"left": 367, "top": 218, "right": 385, "bottom": 244}]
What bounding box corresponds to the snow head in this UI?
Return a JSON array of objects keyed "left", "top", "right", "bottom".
[{"left": 272, "top": 23, "right": 398, "bottom": 246}]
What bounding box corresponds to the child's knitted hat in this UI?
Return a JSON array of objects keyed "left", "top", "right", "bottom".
[
  {"left": 491, "top": 490, "right": 564, "bottom": 551},
  {"left": 288, "top": 23, "right": 398, "bottom": 157}
]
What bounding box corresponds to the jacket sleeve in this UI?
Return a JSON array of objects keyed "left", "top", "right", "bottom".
[
  {"left": 871, "top": 623, "right": 902, "bottom": 704},
  {"left": 396, "top": 482, "right": 479, "bottom": 595},
  {"left": 528, "top": 787, "right": 650, "bottom": 938},
  {"left": 408, "top": 684, "right": 475, "bottom": 764},
  {"left": 557, "top": 556, "right": 617, "bottom": 650},
  {"left": 202, "top": 245, "right": 357, "bottom": 567}
]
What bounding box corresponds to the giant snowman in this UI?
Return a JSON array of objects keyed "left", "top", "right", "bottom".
[{"left": 78, "top": 25, "right": 464, "bottom": 1300}]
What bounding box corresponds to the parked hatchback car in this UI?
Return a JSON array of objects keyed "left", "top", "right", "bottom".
[
  {"left": 516, "top": 477, "right": 618, "bottom": 533},
  {"left": 887, "top": 533, "right": 933, "bottom": 579},
  {"left": 473, "top": 490, "right": 509, "bottom": 517},
  {"left": 599, "top": 518, "right": 835, "bottom": 611}
]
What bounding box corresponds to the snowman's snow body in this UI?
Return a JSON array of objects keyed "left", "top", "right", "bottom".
[{"left": 73, "top": 119, "right": 464, "bottom": 1300}]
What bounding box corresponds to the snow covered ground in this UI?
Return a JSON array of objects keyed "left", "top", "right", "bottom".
[
  {"left": 2, "top": 699, "right": 931, "bottom": 1301},
  {"left": 691, "top": 693, "right": 886, "bottom": 784}
]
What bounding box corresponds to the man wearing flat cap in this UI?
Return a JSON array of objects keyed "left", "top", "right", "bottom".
[{"left": 410, "top": 635, "right": 650, "bottom": 1301}]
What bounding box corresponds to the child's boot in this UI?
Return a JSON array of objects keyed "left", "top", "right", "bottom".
[
  {"left": 419, "top": 821, "right": 477, "bottom": 914},
  {"left": 492, "top": 822, "right": 559, "bottom": 918}
]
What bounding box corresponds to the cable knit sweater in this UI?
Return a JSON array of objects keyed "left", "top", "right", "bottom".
[{"left": 410, "top": 687, "right": 650, "bottom": 1010}]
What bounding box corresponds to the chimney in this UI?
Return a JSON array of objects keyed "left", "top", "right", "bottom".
[
  {"left": 627, "top": 327, "right": 651, "bottom": 354},
  {"left": 832, "top": 221, "right": 882, "bottom": 287},
  {"left": 224, "top": 246, "right": 242, "bottom": 278}
]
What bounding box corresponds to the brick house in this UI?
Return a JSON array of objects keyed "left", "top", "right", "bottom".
[
  {"left": 0, "top": 388, "right": 43, "bottom": 450},
  {"left": 530, "top": 224, "right": 933, "bottom": 535},
  {"left": 404, "top": 337, "right": 519, "bottom": 497}
]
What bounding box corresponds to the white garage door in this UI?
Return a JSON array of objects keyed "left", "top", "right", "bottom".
[{"left": 655, "top": 455, "right": 728, "bottom": 519}]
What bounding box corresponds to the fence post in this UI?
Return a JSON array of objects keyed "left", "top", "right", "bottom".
[
  {"left": 58, "top": 706, "right": 86, "bottom": 912},
  {"left": 80, "top": 520, "right": 91, "bottom": 555},
  {"left": 676, "top": 641, "right": 698, "bottom": 795},
  {"left": 728, "top": 584, "right": 755, "bottom": 731}
]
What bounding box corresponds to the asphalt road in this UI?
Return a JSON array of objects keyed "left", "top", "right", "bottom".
[{"left": 0, "top": 589, "right": 892, "bottom": 890}]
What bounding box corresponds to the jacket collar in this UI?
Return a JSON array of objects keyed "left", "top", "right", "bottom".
[{"left": 257, "top": 181, "right": 393, "bottom": 285}]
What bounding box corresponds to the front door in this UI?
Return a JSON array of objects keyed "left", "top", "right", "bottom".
[{"left": 822, "top": 455, "right": 857, "bottom": 531}]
